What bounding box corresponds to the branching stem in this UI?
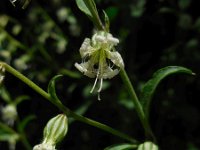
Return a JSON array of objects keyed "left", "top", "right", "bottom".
[{"left": 1, "top": 62, "right": 137, "bottom": 143}]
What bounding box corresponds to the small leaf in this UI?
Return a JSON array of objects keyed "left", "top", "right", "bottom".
[
  {"left": 59, "top": 69, "right": 81, "bottom": 79},
  {"left": 69, "top": 101, "right": 92, "bottom": 124},
  {"left": 0, "top": 132, "right": 19, "bottom": 143},
  {"left": 75, "top": 0, "right": 93, "bottom": 19},
  {"left": 140, "top": 66, "right": 194, "bottom": 120},
  {"left": 75, "top": 0, "right": 103, "bottom": 30},
  {"left": 0, "top": 122, "right": 16, "bottom": 134},
  {"left": 0, "top": 133, "right": 13, "bottom": 141},
  {"left": 103, "top": 10, "right": 110, "bottom": 32},
  {"left": 48, "top": 75, "right": 63, "bottom": 102},
  {"left": 0, "top": 87, "right": 12, "bottom": 103},
  {"left": 17, "top": 115, "right": 36, "bottom": 133},
  {"left": 13, "top": 95, "right": 30, "bottom": 106},
  {"left": 104, "top": 143, "right": 137, "bottom": 150}
]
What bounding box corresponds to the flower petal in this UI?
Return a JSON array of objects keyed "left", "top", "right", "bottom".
[
  {"left": 74, "top": 62, "right": 96, "bottom": 78},
  {"left": 102, "top": 67, "right": 119, "bottom": 79},
  {"left": 107, "top": 51, "right": 124, "bottom": 68},
  {"left": 79, "top": 38, "right": 92, "bottom": 58}
]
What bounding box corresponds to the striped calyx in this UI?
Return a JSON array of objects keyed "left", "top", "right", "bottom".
[
  {"left": 43, "top": 114, "right": 68, "bottom": 145},
  {"left": 137, "top": 141, "right": 159, "bottom": 150},
  {"left": 33, "top": 114, "right": 68, "bottom": 150}
]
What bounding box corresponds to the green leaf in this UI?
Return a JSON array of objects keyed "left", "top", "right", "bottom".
[
  {"left": 59, "top": 69, "right": 81, "bottom": 79},
  {"left": 0, "top": 86, "right": 12, "bottom": 103},
  {"left": 103, "top": 10, "right": 110, "bottom": 32},
  {"left": 0, "top": 132, "right": 19, "bottom": 143},
  {"left": 140, "top": 66, "right": 194, "bottom": 120},
  {"left": 69, "top": 101, "right": 92, "bottom": 124},
  {"left": 0, "top": 133, "right": 13, "bottom": 141},
  {"left": 13, "top": 95, "right": 30, "bottom": 106},
  {"left": 0, "top": 123, "right": 19, "bottom": 142},
  {"left": 75, "top": 0, "right": 93, "bottom": 19},
  {"left": 48, "top": 75, "right": 63, "bottom": 102},
  {"left": 17, "top": 115, "right": 36, "bottom": 133},
  {"left": 75, "top": 0, "right": 103, "bottom": 30},
  {"left": 104, "top": 143, "right": 137, "bottom": 150},
  {"left": 0, "top": 122, "right": 16, "bottom": 134}
]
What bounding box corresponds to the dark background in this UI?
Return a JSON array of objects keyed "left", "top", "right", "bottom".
[{"left": 0, "top": 0, "right": 200, "bottom": 149}]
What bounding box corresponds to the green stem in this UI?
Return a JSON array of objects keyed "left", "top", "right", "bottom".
[
  {"left": 83, "top": 0, "right": 104, "bottom": 30},
  {"left": 120, "top": 69, "right": 155, "bottom": 140},
  {"left": 0, "top": 26, "right": 27, "bottom": 51},
  {"left": 1, "top": 62, "right": 136, "bottom": 143},
  {"left": 0, "top": 122, "right": 17, "bottom": 134},
  {"left": 37, "top": 4, "right": 68, "bottom": 41},
  {"left": 20, "top": 133, "right": 32, "bottom": 150},
  {"left": 0, "top": 22, "right": 52, "bottom": 62}
]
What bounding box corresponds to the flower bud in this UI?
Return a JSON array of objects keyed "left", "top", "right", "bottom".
[
  {"left": 33, "top": 114, "right": 68, "bottom": 150},
  {"left": 1, "top": 104, "right": 18, "bottom": 126},
  {"left": 43, "top": 114, "right": 68, "bottom": 144},
  {"left": 137, "top": 141, "right": 159, "bottom": 150}
]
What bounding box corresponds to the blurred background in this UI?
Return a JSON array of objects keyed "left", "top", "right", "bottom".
[{"left": 0, "top": 0, "right": 200, "bottom": 149}]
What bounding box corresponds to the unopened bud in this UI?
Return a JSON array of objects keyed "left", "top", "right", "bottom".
[
  {"left": 137, "top": 141, "right": 159, "bottom": 150},
  {"left": 33, "top": 114, "right": 68, "bottom": 150}
]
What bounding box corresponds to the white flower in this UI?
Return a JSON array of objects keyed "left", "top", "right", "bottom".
[
  {"left": 75, "top": 31, "right": 124, "bottom": 100},
  {"left": 1, "top": 104, "right": 18, "bottom": 126},
  {"left": 137, "top": 141, "right": 159, "bottom": 150}
]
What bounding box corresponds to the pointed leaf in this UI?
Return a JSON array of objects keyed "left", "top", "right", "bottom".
[
  {"left": 140, "top": 66, "right": 194, "bottom": 119},
  {"left": 104, "top": 143, "right": 137, "bottom": 150},
  {"left": 0, "top": 87, "right": 12, "bottom": 103},
  {"left": 17, "top": 115, "right": 36, "bottom": 132},
  {"left": 48, "top": 75, "right": 63, "bottom": 102},
  {"left": 13, "top": 95, "right": 30, "bottom": 106},
  {"left": 0, "top": 132, "right": 19, "bottom": 143},
  {"left": 60, "top": 69, "right": 81, "bottom": 79},
  {"left": 75, "top": 0, "right": 103, "bottom": 30},
  {"left": 75, "top": 0, "right": 93, "bottom": 19},
  {"left": 69, "top": 101, "right": 92, "bottom": 124},
  {"left": 0, "top": 122, "right": 16, "bottom": 134},
  {"left": 103, "top": 10, "right": 110, "bottom": 32}
]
